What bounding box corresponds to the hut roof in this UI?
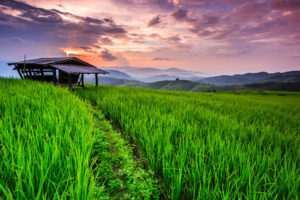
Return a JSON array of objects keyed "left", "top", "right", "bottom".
[
  {"left": 8, "top": 57, "right": 108, "bottom": 74},
  {"left": 51, "top": 64, "right": 107, "bottom": 74},
  {"left": 8, "top": 57, "right": 72, "bottom": 65}
]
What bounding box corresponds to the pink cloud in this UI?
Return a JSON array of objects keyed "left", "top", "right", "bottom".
[
  {"left": 0, "top": 0, "right": 299, "bottom": 73},
  {"left": 271, "top": 0, "right": 300, "bottom": 10}
]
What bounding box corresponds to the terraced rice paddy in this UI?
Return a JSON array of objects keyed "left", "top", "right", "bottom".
[
  {"left": 0, "top": 79, "right": 159, "bottom": 199},
  {"left": 76, "top": 86, "right": 300, "bottom": 200}
]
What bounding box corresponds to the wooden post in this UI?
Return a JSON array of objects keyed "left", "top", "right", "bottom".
[
  {"left": 22, "top": 67, "right": 28, "bottom": 79},
  {"left": 53, "top": 69, "right": 57, "bottom": 85},
  {"left": 24, "top": 70, "right": 29, "bottom": 79},
  {"left": 95, "top": 73, "right": 98, "bottom": 87},
  {"left": 41, "top": 68, "right": 44, "bottom": 82},
  {"left": 23, "top": 61, "right": 26, "bottom": 79},
  {"left": 29, "top": 67, "right": 33, "bottom": 79},
  {"left": 68, "top": 73, "right": 72, "bottom": 90},
  {"left": 81, "top": 73, "right": 84, "bottom": 87},
  {"left": 78, "top": 74, "right": 82, "bottom": 85},
  {"left": 16, "top": 68, "right": 24, "bottom": 79}
]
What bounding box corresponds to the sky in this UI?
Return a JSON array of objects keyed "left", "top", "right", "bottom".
[{"left": 0, "top": 0, "right": 299, "bottom": 75}]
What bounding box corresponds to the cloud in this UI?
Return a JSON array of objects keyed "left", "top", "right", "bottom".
[
  {"left": 186, "top": 0, "right": 300, "bottom": 47},
  {"left": 165, "top": 35, "right": 181, "bottom": 42},
  {"left": 0, "top": 0, "right": 299, "bottom": 72},
  {"left": 100, "top": 49, "right": 117, "bottom": 61},
  {"left": 112, "top": 0, "right": 175, "bottom": 10},
  {"left": 153, "top": 57, "right": 170, "bottom": 60},
  {"left": 99, "top": 37, "right": 114, "bottom": 45},
  {"left": 80, "top": 46, "right": 92, "bottom": 50},
  {"left": 93, "top": 45, "right": 102, "bottom": 49},
  {"left": 148, "top": 15, "right": 161, "bottom": 27},
  {"left": 229, "top": 1, "right": 269, "bottom": 22},
  {"left": 271, "top": 0, "right": 300, "bottom": 10},
  {"left": 172, "top": 9, "right": 188, "bottom": 20},
  {"left": 0, "top": 0, "right": 127, "bottom": 48},
  {"left": 189, "top": 14, "right": 220, "bottom": 36}
]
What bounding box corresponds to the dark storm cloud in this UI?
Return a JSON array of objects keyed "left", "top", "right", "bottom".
[
  {"left": 148, "top": 15, "right": 161, "bottom": 27},
  {"left": 0, "top": 0, "right": 127, "bottom": 48},
  {"left": 100, "top": 49, "right": 117, "bottom": 61}
]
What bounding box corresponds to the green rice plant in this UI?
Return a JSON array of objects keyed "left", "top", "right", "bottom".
[
  {"left": 0, "top": 79, "right": 101, "bottom": 199},
  {"left": 75, "top": 86, "right": 300, "bottom": 200},
  {"left": 0, "top": 79, "right": 160, "bottom": 199}
]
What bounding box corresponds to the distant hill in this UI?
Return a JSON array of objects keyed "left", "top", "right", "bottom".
[
  {"left": 85, "top": 76, "right": 201, "bottom": 92},
  {"left": 1, "top": 61, "right": 299, "bottom": 92},
  {"left": 191, "top": 84, "right": 237, "bottom": 92},
  {"left": 142, "top": 74, "right": 179, "bottom": 82},
  {"left": 85, "top": 72, "right": 300, "bottom": 92},
  {"left": 104, "top": 66, "right": 204, "bottom": 82},
  {"left": 142, "top": 74, "right": 203, "bottom": 82},
  {"left": 129, "top": 79, "right": 300, "bottom": 92},
  {"left": 262, "top": 71, "right": 300, "bottom": 83},
  {"left": 101, "top": 69, "right": 136, "bottom": 80},
  {"left": 243, "top": 81, "right": 300, "bottom": 91},
  {"left": 199, "top": 71, "right": 300, "bottom": 86},
  {"left": 85, "top": 75, "right": 141, "bottom": 86},
  {"left": 160, "top": 80, "right": 199, "bottom": 91},
  {"left": 139, "top": 80, "right": 170, "bottom": 89},
  {"left": 139, "top": 80, "right": 198, "bottom": 91},
  {"left": 199, "top": 72, "right": 273, "bottom": 86}
]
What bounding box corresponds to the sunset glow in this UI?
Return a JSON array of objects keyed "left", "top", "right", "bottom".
[
  {"left": 62, "top": 48, "right": 85, "bottom": 57},
  {"left": 0, "top": 0, "right": 299, "bottom": 74}
]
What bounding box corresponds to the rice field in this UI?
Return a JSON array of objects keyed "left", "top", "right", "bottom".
[
  {"left": 0, "top": 79, "right": 99, "bottom": 199},
  {"left": 76, "top": 86, "right": 300, "bottom": 200},
  {"left": 1, "top": 79, "right": 299, "bottom": 199},
  {"left": 0, "top": 79, "right": 159, "bottom": 199}
]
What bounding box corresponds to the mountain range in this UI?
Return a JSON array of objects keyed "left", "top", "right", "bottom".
[
  {"left": 90, "top": 69, "right": 300, "bottom": 92},
  {"left": 102, "top": 66, "right": 205, "bottom": 82},
  {"left": 198, "top": 71, "right": 300, "bottom": 86},
  {"left": 1, "top": 61, "right": 299, "bottom": 91}
]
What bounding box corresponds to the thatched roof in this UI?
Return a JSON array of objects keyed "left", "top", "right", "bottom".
[
  {"left": 8, "top": 57, "right": 108, "bottom": 75},
  {"left": 51, "top": 64, "right": 107, "bottom": 74},
  {"left": 8, "top": 57, "right": 72, "bottom": 65}
]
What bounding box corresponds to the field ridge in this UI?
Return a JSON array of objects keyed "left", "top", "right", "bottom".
[{"left": 90, "top": 109, "right": 161, "bottom": 199}]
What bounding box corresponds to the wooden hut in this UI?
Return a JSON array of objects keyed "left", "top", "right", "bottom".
[{"left": 8, "top": 57, "right": 108, "bottom": 88}]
